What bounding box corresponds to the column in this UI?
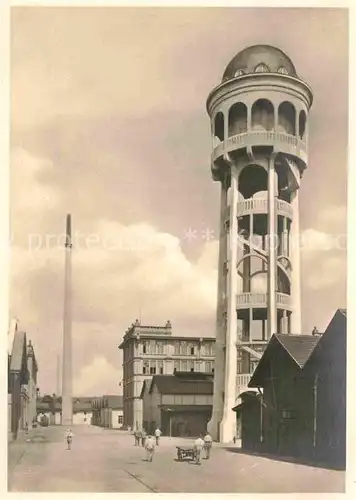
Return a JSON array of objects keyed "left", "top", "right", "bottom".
[
  {"left": 220, "top": 163, "right": 239, "bottom": 443},
  {"left": 62, "top": 214, "right": 73, "bottom": 426},
  {"left": 290, "top": 190, "right": 302, "bottom": 334},
  {"left": 267, "top": 157, "right": 277, "bottom": 339},
  {"left": 208, "top": 174, "right": 228, "bottom": 441}
]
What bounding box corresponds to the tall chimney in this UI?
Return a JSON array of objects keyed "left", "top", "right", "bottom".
[{"left": 61, "top": 214, "right": 73, "bottom": 425}]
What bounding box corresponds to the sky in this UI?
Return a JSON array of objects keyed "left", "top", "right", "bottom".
[{"left": 10, "top": 7, "right": 348, "bottom": 396}]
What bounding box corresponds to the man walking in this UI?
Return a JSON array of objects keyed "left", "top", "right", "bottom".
[
  {"left": 65, "top": 429, "right": 73, "bottom": 450},
  {"left": 145, "top": 435, "right": 155, "bottom": 462},
  {"left": 193, "top": 434, "right": 205, "bottom": 465},
  {"left": 204, "top": 431, "right": 213, "bottom": 459},
  {"left": 154, "top": 427, "right": 162, "bottom": 446}
]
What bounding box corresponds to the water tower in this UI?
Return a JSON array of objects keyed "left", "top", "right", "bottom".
[{"left": 206, "top": 45, "right": 313, "bottom": 442}]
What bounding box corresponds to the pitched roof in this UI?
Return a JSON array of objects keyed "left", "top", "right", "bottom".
[
  {"left": 275, "top": 334, "right": 321, "bottom": 368},
  {"left": 9, "top": 330, "right": 27, "bottom": 372},
  {"left": 102, "top": 395, "right": 123, "bottom": 409},
  {"left": 151, "top": 374, "right": 213, "bottom": 395},
  {"left": 338, "top": 308, "right": 347, "bottom": 318}
]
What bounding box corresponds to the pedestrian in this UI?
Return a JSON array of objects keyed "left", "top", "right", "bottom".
[
  {"left": 145, "top": 435, "right": 155, "bottom": 462},
  {"left": 141, "top": 429, "right": 147, "bottom": 447},
  {"left": 203, "top": 431, "right": 213, "bottom": 459},
  {"left": 133, "top": 429, "right": 139, "bottom": 446},
  {"left": 65, "top": 428, "right": 73, "bottom": 450},
  {"left": 154, "top": 427, "right": 162, "bottom": 446},
  {"left": 193, "top": 434, "right": 205, "bottom": 465}
]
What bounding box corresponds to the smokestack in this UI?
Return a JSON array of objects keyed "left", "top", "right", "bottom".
[{"left": 61, "top": 214, "right": 73, "bottom": 425}]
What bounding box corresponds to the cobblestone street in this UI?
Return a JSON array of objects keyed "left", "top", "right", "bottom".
[{"left": 8, "top": 425, "right": 345, "bottom": 493}]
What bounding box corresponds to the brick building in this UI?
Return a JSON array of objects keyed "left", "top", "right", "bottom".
[
  {"left": 141, "top": 371, "right": 213, "bottom": 437},
  {"left": 118, "top": 320, "right": 215, "bottom": 430}
]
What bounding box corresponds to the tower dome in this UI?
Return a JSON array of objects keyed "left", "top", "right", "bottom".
[{"left": 222, "top": 44, "right": 297, "bottom": 81}]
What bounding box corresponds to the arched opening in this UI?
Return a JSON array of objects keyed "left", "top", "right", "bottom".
[
  {"left": 228, "top": 102, "right": 247, "bottom": 137},
  {"left": 213, "top": 112, "right": 224, "bottom": 143},
  {"left": 250, "top": 272, "right": 267, "bottom": 293},
  {"left": 299, "top": 110, "right": 307, "bottom": 140},
  {"left": 251, "top": 99, "right": 274, "bottom": 131},
  {"left": 278, "top": 101, "right": 296, "bottom": 135},
  {"left": 239, "top": 164, "right": 268, "bottom": 199}
]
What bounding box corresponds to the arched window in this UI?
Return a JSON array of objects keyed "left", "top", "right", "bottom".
[
  {"left": 213, "top": 112, "right": 224, "bottom": 142},
  {"left": 228, "top": 102, "right": 247, "bottom": 136},
  {"left": 251, "top": 99, "right": 274, "bottom": 131},
  {"left": 278, "top": 101, "right": 296, "bottom": 135},
  {"left": 278, "top": 66, "right": 289, "bottom": 75},
  {"left": 299, "top": 110, "right": 307, "bottom": 140},
  {"left": 254, "top": 63, "right": 270, "bottom": 73},
  {"left": 235, "top": 69, "right": 245, "bottom": 77}
]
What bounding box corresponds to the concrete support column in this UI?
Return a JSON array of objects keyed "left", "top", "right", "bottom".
[
  {"left": 282, "top": 216, "right": 288, "bottom": 256},
  {"left": 290, "top": 190, "right": 302, "bottom": 334},
  {"left": 267, "top": 157, "right": 277, "bottom": 340},
  {"left": 219, "top": 163, "right": 239, "bottom": 443},
  {"left": 208, "top": 174, "right": 228, "bottom": 441},
  {"left": 247, "top": 105, "right": 252, "bottom": 132}
]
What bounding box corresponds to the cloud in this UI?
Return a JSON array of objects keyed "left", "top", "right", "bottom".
[{"left": 73, "top": 356, "right": 120, "bottom": 396}]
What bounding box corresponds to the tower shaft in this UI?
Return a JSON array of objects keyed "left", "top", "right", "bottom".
[
  {"left": 61, "top": 214, "right": 73, "bottom": 426},
  {"left": 206, "top": 45, "right": 312, "bottom": 443}
]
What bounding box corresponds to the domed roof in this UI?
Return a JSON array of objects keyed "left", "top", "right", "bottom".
[{"left": 222, "top": 45, "right": 297, "bottom": 81}]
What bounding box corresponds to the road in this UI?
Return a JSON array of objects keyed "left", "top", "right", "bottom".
[{"left": 8, "top": 425, "right": 345, "bottom": 493}]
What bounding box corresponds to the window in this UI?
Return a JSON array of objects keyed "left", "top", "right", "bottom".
[
  {"left": 190, "top": 346, "right": 195, "bottom": 355},
  {"left": 180, "top": 342, "right": 187, "bottom": 355},
  {"left": 181, "top": 361, "right": 187, "bottom": 372},
  {"left": 206, "top": 361, "right": 212, "bottom": 373},
  {"left": 118, "top": 415, "right": 123, "bottom": 424},
  {"left": 158, "top": 360, "right": 164, "bottom": 375},
  {"left": 234, "top": 69, "right": 245, "bottom": 77},
  {"left": 174, "top": 360, "right": 180, "bottom": 372},
  {"left": 143, "top": 366, "right": 147, "bottom": 374},
  {"left": 190, "top": 367, "right": 194, "bottom": 372},
  {"left": 174, "top": 342, "right": 180, "bottom": 355},
  {"left": 150, "top": 366, "right": 156, "bottom": 375},
  {"left": 254, "top": 63, "right": 270, "bottom": 73},
  {"left": 142, "top": 342, "right": 147, "bottom": 354},
  {"left": 278, "top": 66, "right": 289, "bottom": 75},
  {"left": 281, "top": 409, "right": 295, "bottom": 419}
]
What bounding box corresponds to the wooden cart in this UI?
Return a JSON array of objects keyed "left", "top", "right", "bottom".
[{"left": 176, "top": 446, "right": 196, "bottom": 461}]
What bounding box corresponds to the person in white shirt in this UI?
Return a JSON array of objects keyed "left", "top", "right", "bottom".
[
  {"left": 193, "top": 435, "right": 205, "bottom": 465},
  {"left": 145, "top": 435, "right": 155, "bottom": 462},
  {"left": 203, "top": 432, "right": 213, "bottom": 459},
  {"left": 154, "top": 428, "right": 162, "bottom": 446},
  {"left": 65, "top": 429, "right": 73, "bottom": 450}
]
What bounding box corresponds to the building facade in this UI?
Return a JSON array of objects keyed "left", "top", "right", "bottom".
[
  {"left": 8, "top": 330, "right": 38, "bottom": 440},
  {"left": 37, "top": 396, "right": 94, "bottom": 425},
  {"left": 206, "top": 44, "right": 313, "bottom": 442},
  {"left": 119, "top": 320, "right": 215, "bottom": 430},
  {"left": 91, "top": 395, "right": 124, "bottom": 429},
  {"left": 236, "top": 309, "right": 346, "bottom": 469},
  {"left": 141, "top": 372, "right": 213, "bottom": 437}
]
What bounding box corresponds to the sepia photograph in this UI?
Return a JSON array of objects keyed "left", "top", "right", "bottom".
[{"left": 7, "top": 4, "right": 348, "bottom": 494}]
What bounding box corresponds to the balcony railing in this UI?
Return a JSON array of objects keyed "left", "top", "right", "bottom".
[
  {"left": 212, "top": 131, "right": 307, "bottom": 162},
  {"left": 224, "top": 198, "right": 293, "bottom": 220},
  {"left": 236, "top": 292, "right": 292, "bottom": 310}
]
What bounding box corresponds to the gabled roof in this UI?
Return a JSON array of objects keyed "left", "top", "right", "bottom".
[
  {"left": 150, "top": 374, "right": 213, "bottom": 396},
  {"left": 338, "top": 308, "right": 347, "bottom": 318},
  {"left": 303, "top": 308, "right": 346, "bottom": 370},
  {"left": 9, "top": 330, "right": 27, "bottom": 372},
  {"left": 275, "top": 334, "right": 321, "bottom": 368},
  {"left": 249, "top": 333, "right": 321, "bottom": 388}
]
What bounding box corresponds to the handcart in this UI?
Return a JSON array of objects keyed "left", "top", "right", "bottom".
[{"left": 176, "top": 445, "right": 196, "bottom": 461}]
